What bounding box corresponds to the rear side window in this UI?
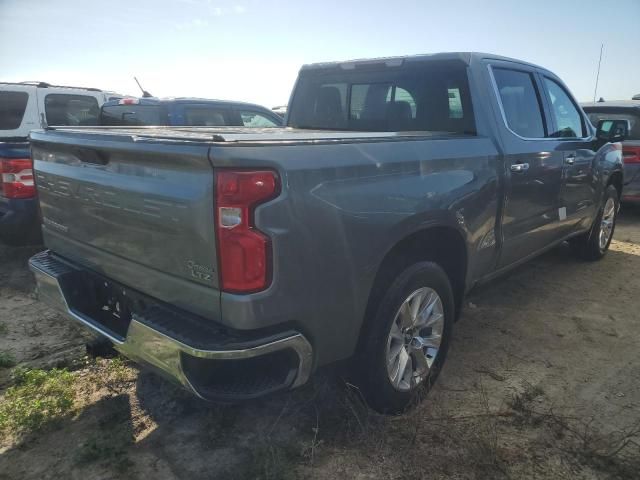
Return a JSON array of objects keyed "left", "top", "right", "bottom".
[
  {"left": 0, "top": 91, "right": 29, "bottom": 130},
  {"left": 184, "top": 107, "right": 230, "bottom": 126},
  {"left": 288, "top": 61, "right": 476, "bottom": 133},
  {"left": 100, "top": 105, "right": 167, "bottom": 126},
  {"left": 543, "top": 78, "right": 585, "bottom": 138},
  {"left": 238, "top": 110, "right": 281, "bottom": 127},
  {"left": 45, "top": 94, "right": 99, "bottom": 126},
  {"left": 493, "top": 68, "right": 545, "bottom": 138}
]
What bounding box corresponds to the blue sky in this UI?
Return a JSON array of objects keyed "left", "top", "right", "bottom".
[{"left": 1, "top": 0, "right": 638, "bottom": 107}]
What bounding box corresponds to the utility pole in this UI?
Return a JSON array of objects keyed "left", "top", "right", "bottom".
[{"left": 593, "top": 44, "right": 604, "bottom": 102}]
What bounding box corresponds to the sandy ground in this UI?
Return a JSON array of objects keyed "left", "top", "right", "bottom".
[{"left": 1, "top": 208, "right": 639, "bottom": 479}]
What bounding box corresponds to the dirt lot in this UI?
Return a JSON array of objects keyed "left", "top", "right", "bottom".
[{"left": 1, "top": 209, "right": 639, "bottom": 480}]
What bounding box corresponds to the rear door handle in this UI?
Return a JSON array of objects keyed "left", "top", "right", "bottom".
[
  {"left": 510, "top": 162, "right": 529, "bottom": 173},
  {"left": 565, "top": 154, "right": 576, "bottom": 165}
]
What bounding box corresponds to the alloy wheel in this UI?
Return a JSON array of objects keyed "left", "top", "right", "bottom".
[{"left": 386, "top": 287, "right": 445, "bottom": 392}]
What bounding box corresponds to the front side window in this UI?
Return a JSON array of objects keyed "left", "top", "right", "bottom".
[
  {"left": 45, "top": 94, "right": 99, "bottom": 126},
  {"left": 239, "top": 110, "right": 280, "bottom": 127},
  {"left": 543, "top": 78, "right": 585, "bottom": 138},
  {"left": 184, "top": 107, "right": 229, "bottom": 126},
  {"left": 288, "top": 61, "right": 475, "bottom": 134},
  {"left": 493, "top": 68, "right": 545, "bottom": 138},
  {"left": 0, "top": 91, "right": 29, "bottom": 130}
]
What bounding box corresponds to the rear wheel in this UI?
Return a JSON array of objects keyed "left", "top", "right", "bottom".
[
  {"left": 355, "top": 262, "right": 454, "bottom": 414},
  {"left": 570, "top": 185, "right": 619, "bottom": 260}
]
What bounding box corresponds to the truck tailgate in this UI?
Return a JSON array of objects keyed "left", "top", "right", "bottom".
[{"left": 30, "top": 129, "right": 220, "bottom": 320}]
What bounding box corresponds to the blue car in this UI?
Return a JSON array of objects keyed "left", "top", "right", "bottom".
[
  {"left": 100, "top": 97, "right": 284, "bottom": 128},
  {"left": 0, "top": 140, "right": 40, "bottom": 245}
]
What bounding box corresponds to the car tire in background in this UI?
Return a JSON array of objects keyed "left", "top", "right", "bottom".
[
  {"left": 570, "top": 185, "right": 619, "bottom": 261},
  {"left": 355, "top": 262, "right": 454, "bottom": 414}
]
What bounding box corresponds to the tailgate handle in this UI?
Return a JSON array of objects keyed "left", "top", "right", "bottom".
[{"left": 73, "top": 148, "right": 109, "bottom": 166}]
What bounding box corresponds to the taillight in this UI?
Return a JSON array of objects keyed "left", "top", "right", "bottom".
[
  {"left": 623, "top": 146, "right": 640, "bottom": 164},
  {"left": 118, "top": 97, "right": 140, "bottom": 105},
  {"left": 215, "top": 170, "right": 279, "bottom": 293},
  {"left": 0, "top": 158, "right": 35, "bottom": 199}
]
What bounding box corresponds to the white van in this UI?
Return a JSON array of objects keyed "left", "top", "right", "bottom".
[{"left": 0, "top": 82, "right": 119, "bottom": 139}]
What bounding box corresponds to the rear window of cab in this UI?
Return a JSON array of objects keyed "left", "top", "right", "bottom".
[{"left": 287, "top": 60, "right": 476, "bottom": 134}]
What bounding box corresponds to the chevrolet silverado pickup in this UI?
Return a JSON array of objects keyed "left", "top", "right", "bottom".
[{"left": 28, "top": 53, "right": 626, "bottom": 413}]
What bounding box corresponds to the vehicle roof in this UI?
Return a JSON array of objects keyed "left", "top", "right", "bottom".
[
  {"left": 101, "top": 97, "right": 272, "bottom": 109},
  {"left": 0, "top": 81, "right": 102, "bottom": 92},
  {"left": 581, "top": 100, "right": 640, "bottom": 111},
  {"left": 300, "top": 52, "right": 549, "bottom": 72}
]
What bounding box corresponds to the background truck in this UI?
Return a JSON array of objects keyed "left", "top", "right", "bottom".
[
  {"left": 100, "top": 97, "right": 284, "bottom": 128},
  {"left": 28, "top": 53, "right": 625, "bottom": 413},
  {"left": 582, "top": 100, "right": 640, "bottom": 203},
  {"left": 0, "top": 82, "right": 116, "bottom": 245}
]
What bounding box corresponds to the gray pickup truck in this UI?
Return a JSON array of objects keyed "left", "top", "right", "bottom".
[{"left": 28, "top": 53, "right": 626, "bottom": 413}]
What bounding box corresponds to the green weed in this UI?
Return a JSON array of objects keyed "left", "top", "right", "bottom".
[
  {"left": 0, "top": 368, "right": 75, "bottom": 435},
  {"left": 0, "top": 350, "right": 16, "bottom": 368}
]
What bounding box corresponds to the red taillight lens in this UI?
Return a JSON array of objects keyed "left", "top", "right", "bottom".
[
  {"left": 215, "top": 170, "right": 279, "bottom": 293},
  {"left": 0, "top": 158, "right": 35, "bottom": 199},
  {"left": 623, "top": 146, "right": 640, "bottom": 164}
]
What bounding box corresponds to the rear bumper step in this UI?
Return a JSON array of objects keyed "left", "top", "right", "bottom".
[{"left": 29, "top": 250, "right": 313, "bottom": 401}]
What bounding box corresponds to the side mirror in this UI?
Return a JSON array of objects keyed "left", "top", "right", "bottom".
[{"left": 596, "top": 119, "right": 629, "bottom": 143}]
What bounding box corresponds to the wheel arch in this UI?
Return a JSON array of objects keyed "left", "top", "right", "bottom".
[{"left": 356, "top": 224, "right": 469, "bottom": 353}]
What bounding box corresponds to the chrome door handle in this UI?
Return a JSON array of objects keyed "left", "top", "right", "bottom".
[
  {"left": 510, "top": 162, "right": 529, "bottom": 173},
  {"left": 565, "top": 154, "right": 576, "bottom": 165}
]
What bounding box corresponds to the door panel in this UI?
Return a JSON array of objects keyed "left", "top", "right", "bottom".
[
  {"left": 489, "top": 63, "right": 565, "bottom": 269},
  {"left": 559, "top": 146, "right": 596, "bottom": 231},
  {"left": 540, "top": 76, "right": 597, "bottom": 232},
  {"left": 500, "top": 146, "right": 564, "bottom": 267}
]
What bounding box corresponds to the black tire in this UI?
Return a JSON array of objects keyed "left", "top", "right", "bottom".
[
  {"left": 355, "top": 261, "right": 454, "bottom": 414},
  {"left": 570, "top": 185, "right": 619, "bottom": 261}
]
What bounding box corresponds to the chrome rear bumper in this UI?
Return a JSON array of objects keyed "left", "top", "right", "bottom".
[{"left": 29, "top": 251, "right": 313, "bottom": 400}]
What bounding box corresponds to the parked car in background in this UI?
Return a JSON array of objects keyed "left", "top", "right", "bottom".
[
  {"left": 29, "top": 53, "right": 625, "bottom": 413},
  {"left": 100, "top": 97, "right": 284, "bottom": 127},
  {"left": 583, "top": 100, "right": 640, "bottom": 203},
  {"left": 632, "top": 94, "right": 640, "bottom": 101},
  {"left": 0, "top": 82, "right": 112, "bottom": 245}
]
